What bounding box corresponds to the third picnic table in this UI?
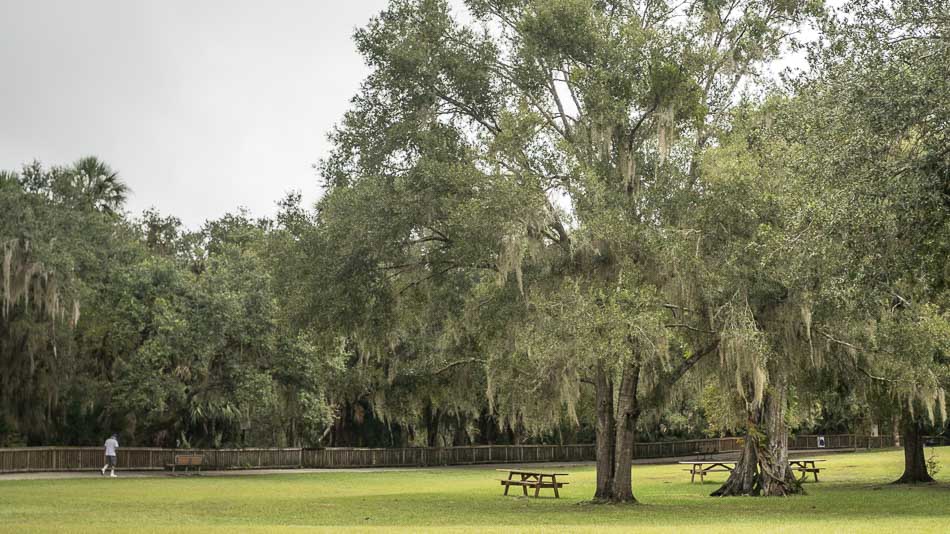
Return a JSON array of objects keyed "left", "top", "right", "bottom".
[
  {"left": 496, "top": 469, "right": 569, "bottom": 498},
  {"left": 679, "top": 458, "right": 826, "bottom": 483}
]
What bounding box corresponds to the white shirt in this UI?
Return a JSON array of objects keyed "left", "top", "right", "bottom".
[{"left": 104, "top": 438, "right": 119, "bottom": 456}]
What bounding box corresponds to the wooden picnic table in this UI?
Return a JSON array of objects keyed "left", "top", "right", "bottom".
[
  {"left": 679, "top": 458, "right": 827, "bottom": 483},
  {"left": 678, "top": 461, "right": 736, "bottom": 484},
  {"left": 495, "top": 469, "right": 569, "bottom": 498},
  {"left": 788, "top": 458, "right": 826, "bottom": 482}
]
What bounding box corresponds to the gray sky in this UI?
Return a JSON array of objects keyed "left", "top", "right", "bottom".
[
  {"left": 0, "top": 0, "right": 389, "bottom": 228},
  {"left": 1, "top": 1, "right": 816, "bottom": 228}
]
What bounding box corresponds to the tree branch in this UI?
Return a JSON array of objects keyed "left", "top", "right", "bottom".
[
  {"left": 667, "top": 339, "right": 720, "bottom": 386},
  {"left": 664, "top": 323, "right": 716, "bottom": 334},
  {"left": 818, "top": 330, "right": 898, "bottom": 383},
  {"left": 436, "top": 91, "right": 501, "bottom": 135},
  {"left": 434, "top": 358, "right": 485, "bottom": 375},
  {"left": 639, "top": 338, "right": 720, "bottom": 413}
]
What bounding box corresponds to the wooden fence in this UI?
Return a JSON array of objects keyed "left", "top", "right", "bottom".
[{"left": 0, "top": 434, "right": 899, "bottom": 474}]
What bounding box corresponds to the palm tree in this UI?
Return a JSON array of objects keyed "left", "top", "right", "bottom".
[{"left": 68, "top": 156, "right": 130, "bottom": 214}]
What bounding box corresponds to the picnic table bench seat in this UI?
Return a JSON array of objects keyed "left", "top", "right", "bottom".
[
  {"left": 681, "top": 468, "right": 732, "bottom": 473},
  {"left": 496, "top": 479, "right": 570, "bottom": 488}
]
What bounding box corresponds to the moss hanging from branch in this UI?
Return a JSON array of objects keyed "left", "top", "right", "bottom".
[{"left": 1, "top": 238, "right": 78, "bottom": 326}]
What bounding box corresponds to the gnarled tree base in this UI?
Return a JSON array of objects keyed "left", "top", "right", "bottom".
[
  {"left": 711, "top": 446, "right": 804, "bottom": 497},
  {"left": 711, "top": 391, "right": 804, "bottom": 496},
  {"left": 711, "top": 436, "right": 759, "bottom": 496},
  {"left": 713, "top": 375, "right": 804, "bottom": 497}
]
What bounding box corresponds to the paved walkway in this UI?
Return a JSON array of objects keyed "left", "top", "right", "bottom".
[{"left": 0, "top": 447, "right": 856, "bottom": 481}]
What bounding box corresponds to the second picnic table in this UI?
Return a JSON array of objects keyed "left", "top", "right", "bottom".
[
  {"left": 496, "top": 469, "right": 569, "bottom": 498},
  {"left": 679, "top": 458, "right": 827, "bottom": 483},
  {"left": 679, "top": 460, "right": 736, "bottom": 484}
]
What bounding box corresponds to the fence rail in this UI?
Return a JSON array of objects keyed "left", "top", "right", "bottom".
[{"left": 0, "top": 434, "right": 899, "bottom": 474}]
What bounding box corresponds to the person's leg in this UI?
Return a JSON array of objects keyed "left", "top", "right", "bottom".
[{"left": 109, "top": 456, "right": 117, "bottom": 477}]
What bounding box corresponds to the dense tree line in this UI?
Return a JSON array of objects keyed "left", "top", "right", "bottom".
[{"left": 1, "top": 0, "right": 948, "bottom": 503}]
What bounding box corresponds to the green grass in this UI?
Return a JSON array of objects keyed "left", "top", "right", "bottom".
[{"left": 1, "top": 448, "right": 948, "bottom": 533}]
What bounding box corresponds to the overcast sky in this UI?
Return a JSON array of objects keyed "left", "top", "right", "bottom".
[
  {"left": 0, "top": 0, "right": 391, "bottom": 228},
  {"left": 1, "top": 1, "right": 817, "bottom": 228}
]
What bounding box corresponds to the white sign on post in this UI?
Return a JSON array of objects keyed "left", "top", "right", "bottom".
[{"left": 817, "top": 435, "right": 826, "bottom": 448}]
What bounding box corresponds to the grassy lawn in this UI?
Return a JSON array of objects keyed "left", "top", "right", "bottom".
[{"left": 1, "top": 448, "right": 947, "bottom": 533}]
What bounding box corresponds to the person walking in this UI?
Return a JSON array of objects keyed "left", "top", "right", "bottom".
[{"left": 101, "top": 434, "right": 119, "bottom": 477}]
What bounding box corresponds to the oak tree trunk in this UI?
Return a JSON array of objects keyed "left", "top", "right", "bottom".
[
  {"left": 423, "top": 402, "right": 440, "bottom": 448},
  {"left": 610, "top": 361, "right": 641, "bottom": 503},
  {"left": 894, "top": 417, "right": 934, "bottom": 484},
  {"left": 712, "top": 375, "right": 801, "bottom": 496},
  {"left": 757, "top": 376, "right": 802, "bottom": 496},
  {"left": 590, "top": 338, "right": 715, "bottom": 503},
  {"left": 594, "top": 361, "right": 617, "bottom": 501}
]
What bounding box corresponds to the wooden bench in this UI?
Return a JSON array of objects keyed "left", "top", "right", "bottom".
[
  {"left": 496, "top": 469, "right": 569, "bottom": 498},
  {"left": 166, "top": 454, "right": 204, "bottom": 473}
]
